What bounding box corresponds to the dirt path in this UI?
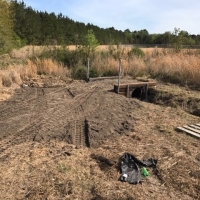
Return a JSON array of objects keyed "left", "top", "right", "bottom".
[{"left": 0, "top": 78, "right": 199, "bottom": 199}]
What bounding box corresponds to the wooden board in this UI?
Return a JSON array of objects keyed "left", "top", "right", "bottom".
[
  {"left": 89, "top": 76, "right": 120, "bottom": 82},
  {"left": 114, "top": 82, "right": 156, "bottom": 93},
  {"left": 189, "top": 124, "right": 200, "bottom": 130},
  {"left": 176, "top": 124, "right": 200, "bottom": 139},
  {"left": 114, "top": 82, "right": 156, "bottom": 89}
]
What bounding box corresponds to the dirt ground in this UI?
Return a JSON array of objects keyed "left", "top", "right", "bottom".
[{"left": 0, "top": 76, "right": 199, "bottom": 200}]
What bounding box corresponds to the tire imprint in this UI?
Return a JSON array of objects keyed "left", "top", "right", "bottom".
[{"left": 0, "top": 84, "right": 99, "bottom": 149}]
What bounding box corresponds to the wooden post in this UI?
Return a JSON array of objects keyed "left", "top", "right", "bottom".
[
  {"left": 145, "top": 84, "right": 149, "bottom": 100},
  {"left": 127, "top": 85, "right": 130, "bottom": 98},
  {"left": 87, "top": 58, "right": 90, "bottom": 81},
  {"left": 117, "top": 58, "right": 122, "bottom": 94}
]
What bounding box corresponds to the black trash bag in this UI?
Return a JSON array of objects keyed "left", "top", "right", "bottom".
[{"left": 119, "top": 152, "right": 157, "bottom": 184}]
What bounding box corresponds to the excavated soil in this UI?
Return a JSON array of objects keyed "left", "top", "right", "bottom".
[{"left": 0, "top": 77, "right": 199, "bottom": 200}]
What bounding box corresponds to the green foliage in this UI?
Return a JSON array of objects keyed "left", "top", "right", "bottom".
[
  {"left": 6, "top": 1, "right": 200, "bottom": 48},
  {"left": 114, "top": 45, "right": 125, "bottom": 60},
  {"left": 0, "top": 0, "right": 19, "bottom": 54},
  {"left": 102, "top": 69, "right": 119, "bottom": 76},
  {"left": 169, "top": 28, "right": 196, "bottom": 52},
  {"left": 72, "top": 65, "right": 87, "bottom": 80},
  {"left": 129, "top": 47, "right": 145, "bottom": 58},
  {"left": 71, "top": 65, "right": 99, "bottom": 80},
  {"left": 107, "top": 45, "right": 125, "bottom": 60},
  {"left": 83, "top": 29, "right": 99, "bottom": 57},
  {"left": 37, "top": 46, "right": 85, "bottom": 68},
  {"left": 89, "top": 67, "right": 99, "bottom": 78}
]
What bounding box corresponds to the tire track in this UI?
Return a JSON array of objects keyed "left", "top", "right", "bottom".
[{"left": 0, "top": 84, "right": 98, "bottom": 148}]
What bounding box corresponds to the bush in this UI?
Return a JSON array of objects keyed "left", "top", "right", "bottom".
[
  {"left": 102, "top": 68, "right": 119, "bottom": 76},
  {"left": 37, "top": 47, "right": 86, "bottom": 69},
  {"left": 72, "top": 66, "right": 87, "bottom": 80},
  {"left": 128, "top": 47, "right": 145, "bottom": 58},
  {"left": 89, "top": 67, "right": 99, "bottom": 78}
]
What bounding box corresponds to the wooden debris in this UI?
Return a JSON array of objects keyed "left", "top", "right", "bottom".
[{"left": 176, "top": 124, "right": 200, "bottom": 139}]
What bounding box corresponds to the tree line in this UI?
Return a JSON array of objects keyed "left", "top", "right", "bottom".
[{"left": 1, "top": 0, "right": 200, "bottom": 54}]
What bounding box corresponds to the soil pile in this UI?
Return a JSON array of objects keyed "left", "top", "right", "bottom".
[{"left": 0, "top": 77, "right": 199, "bottom": 199}]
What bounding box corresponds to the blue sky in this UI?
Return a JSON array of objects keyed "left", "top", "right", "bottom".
[{"left": 23, "top": 0, "right": 200, "bottom": 34}]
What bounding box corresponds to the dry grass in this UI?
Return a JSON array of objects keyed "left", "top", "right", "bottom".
[
  {"left": 0, "top": 58, "right": 69, "bottom": 89},
  {"left": 146, "top": 52, "right": 200, "bottom": 85},
  {"left": 0, "top": 120, "right": 199, "bottom": 199},
  {"left": 92, "top": 46, "right": 200, "bottom": 86},
  {"left": 1, "top": 45, "right": 200, "bottom": 89},
  {"left": 0, "top": 78, "right": 199, "bottom": 199},
  {"left": 32, "top": 58, "right": 69, "bottom": 78}
]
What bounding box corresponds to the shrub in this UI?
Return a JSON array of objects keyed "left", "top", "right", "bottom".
[
  {"left": 102, "top": 68, "right": 119, "bottom": 76},
  {"left": 89, "top": 67, "right": 99, "bottom": 78},
  {"left": 72, "top": 66, "right": 87, "bottom": 80},
  {"left": 128, "top": 47, "right": 145, "bottom": 58}
]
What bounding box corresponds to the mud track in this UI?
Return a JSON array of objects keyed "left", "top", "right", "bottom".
[
  {"left": 0, "top": 80, "right": 134, "bottom": 150},
  {"left": 0, "top": 78, "right": 200, "bottom": 199}
]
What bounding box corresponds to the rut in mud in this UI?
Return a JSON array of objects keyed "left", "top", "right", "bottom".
[
  {"left": 0, "top": 80, "right": 134, "bottom": 149},
  {"left": 0, "top": 78, "right": 199, "bottom": 200}
]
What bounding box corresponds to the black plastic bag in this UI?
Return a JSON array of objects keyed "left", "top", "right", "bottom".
[{"left": 119, "top": 152, "right": 157, "bottom": 184}]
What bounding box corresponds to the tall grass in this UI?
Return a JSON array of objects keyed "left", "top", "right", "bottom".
[
  {"left": 0, "top": 58, "right": 69, "bottom": 88},
  {"left": 92, "top": 46, "right": 200, "bottom": 87},
  {"left": 1, "top": 45, "right": 200, "bottom": 88},
  {"left": 92, "top": 46, "right": 200, "bottom": 86},
  {"left": 145, "top": 50, "right": 200, "bottom": 85}
]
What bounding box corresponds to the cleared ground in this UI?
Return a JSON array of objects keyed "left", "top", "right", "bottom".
[{"left": 0, "top": 76, "right": 199, "bottom": 200}]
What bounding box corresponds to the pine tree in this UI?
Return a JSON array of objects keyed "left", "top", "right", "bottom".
[
  {"left": 83, "top": 29, "right": 99, "bottom": 57},
  {"left": 0, "top": 0, "right": 18, "bottom": 53}
]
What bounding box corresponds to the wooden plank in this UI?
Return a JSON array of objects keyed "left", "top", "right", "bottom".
[
  {"left": 183, "top": 125, "right": 200, "bottom": 134},
  {"left": 89, "top": 76, "right": 120, "bottom": 82},
  {"left": 189, "top": 124, "right": 200, "bottom": 130},
  {"left": 114, "top": 82, "right": 156, "bottom": 89},
  {"left": 114, "top": 85, "right": 150, "bottom": 93},
  {"left": 177, "top": 127, "right": 200, "bottom": 139}
]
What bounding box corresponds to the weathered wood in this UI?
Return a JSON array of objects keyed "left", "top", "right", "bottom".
[
  {"left": 177, "top": 126, "right": 200, "bottom": 139},
  {"left": 89, "top": 76, "right": 120, "bottom": 82},
  {"left": 183, "top": 125, "right": 200, "bottom": 134},
  {"left": 126, "top": 85, "right": 130, "bottom": 98},
  {"left": 114, "top": 82, "right": 156, "bottom": 89},
  {"left": 189, "top": 124, "right": 200, "bottom": 130},
  {"left": 145, "top": 83, "right": 149, "bottom": 100},
  {"left": 115, "top": 86, "right": 141, "bottom": 93},
  {"left": 114, "top": 81, "right": 157, "bottom": 99},
  {"left": 114, "top": 82, "right": 156, "bottom": 94}
]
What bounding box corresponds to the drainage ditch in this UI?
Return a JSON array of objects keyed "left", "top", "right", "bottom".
[{"left": 147, "top": 88, "right": 200, "bottom": 117}]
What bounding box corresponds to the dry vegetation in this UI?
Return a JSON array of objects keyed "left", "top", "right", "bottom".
[
  {"left": 0, "top": 58, "right": 69, "bottom": 86},
  {"left": 1, "top": 45, "right": 200, "bottom": 90},
  {"left": 94, "top": 46, "right": 200, "bottom": 86},
  {"left": 1, "top": 45, "right": 200, "bottom": 102},
  {"left": 0, "top": 46, "right": 200, "bottom": 200}
]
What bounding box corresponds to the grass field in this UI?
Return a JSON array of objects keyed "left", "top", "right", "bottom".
[{"left": 1, "top": 45, "right": 200, "bottom": 91}]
